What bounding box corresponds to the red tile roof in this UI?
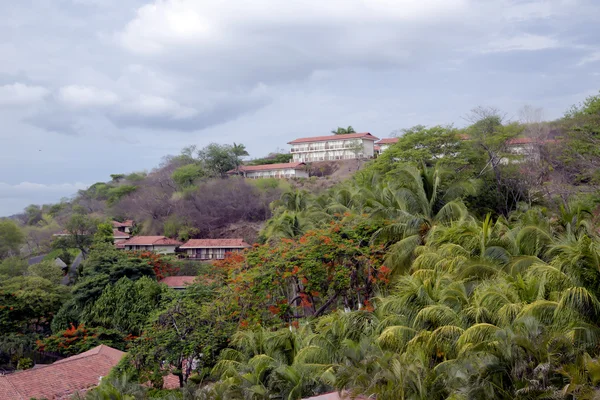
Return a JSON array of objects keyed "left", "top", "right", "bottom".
[
  {"left": 160, "top": 276, "right": 198, "bottom": 288},
  {"left": 288, "top": 132, "right": 379, "bottom": 144},
  {"left": 112, "top": 229, "right": 130, "bottom": 238},
  {"left": 111, "top": 220, "right": 134, "bottom": 228},
  {"left": 376, "top": 137, "right": 399, "bottom": 145},
  {"left": 228, "top": 162, "right": 306, "bottom": 174},
  {"left": 123, "top": 236, "right": 182, "bottom": 246},
  {"left": 0, "top": 345, "right": 125, "bottom": 400},
  {"left": 180, "top": 239, "right": 251, "bottom": 249}
]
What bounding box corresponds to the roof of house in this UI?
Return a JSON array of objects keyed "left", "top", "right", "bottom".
[
  {"left": 160, "top": 276, "right": 198, "bottom": 288},
  {"left": 0, "top": 345, "right": 125, "bottom": 400},
  {"left": 180, "top": 238, "right": 251, "bottom": 249},
  {"left": 112, "top": 229, "right": 130, "bottom": 238},
  {"left": 111, "top": 220, "right": 134, "bottom": 228},
  {"left": 123, "top": 236, "right": 182, "bottom": 246},
  {"left": 376, "top": 137, "right": 399, "bottom": 145},
  {"left": 288, "top": 132, "right": 379, "bottom": 144},
  {"left": 228, "top": 162, "right": 306, "bottom": 174}
]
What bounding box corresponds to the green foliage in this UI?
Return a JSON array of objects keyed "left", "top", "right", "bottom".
[
  {"left": 110, "top": 173, "right": 126, "bottom": 182},
  {"left": 171, "top": 163, "right": 205, "bottom": 189},
  {"left": 95, "top": 222, "right": 115, "bottom": 244},
  {"left": 0, "top": 219, "right": 25, "bottom": 259},
  {"left": 371, "top": 125, "right": 475, "bottom": 174},
  {"left": 198, "top": 143, "right": 247, "bottom": 177},
  {"left": 248, "top": 153, "right": 293, "bottom": 165},
  {"left": 27, "top": 260, "right": 64, "bottom": 285},
  {"left": 52, "top": 243, "right": 156, "bottom": 331},
  {"left": 107, "top": 185, "right": 138, "bottom": 205},
  {"left": 0, "top": 257, "right": 28, "bottom": 278},
  {"left": 16, "top": 357, "right": 33, "bottom": 370},
  {"left": 0, "top": 275, "right": 69, "bottom": 335},
  {"left": 85, "top": 277, "right": 170, "bottom": 336},
  {"left": 331, "top": 125, "right": 356, "bottom": 135}
]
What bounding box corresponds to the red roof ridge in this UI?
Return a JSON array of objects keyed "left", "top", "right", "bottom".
[
  {"left": 375, "top": 137, "right": 399, "bottom": 144},
  {"left": 123, "top": 236, "right": 182, "bottom": 246},
  {"left": 228, "top": 162, "right": 306, "bottom": 173},
  {"left": 288, "top": 132, "right": 379, "bottom": 144}
]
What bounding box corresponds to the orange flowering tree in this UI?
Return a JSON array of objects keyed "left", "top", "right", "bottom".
[
  {"left": 37, "top": 323, "right": 128, "bottom": 356},
  {"left": 216, "top": 216, "right": 390, "bottom": 328},
  {"left": 126, "top": 251, "right": 180, "bottom": 280}
]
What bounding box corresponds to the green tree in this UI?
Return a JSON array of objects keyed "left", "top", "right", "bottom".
[
  {"left": 371, "top": 125, "right": 475, "bottom": 174},
  {"left": 331, "top": 126, "right": 356, "bottom": 135},
  {"left": 0, "top": 219, "right": 25, "bottom": 259},
  {"left": 27, "top": 260, "right": 63, "bottom": 285},
  {"left": 64, "top": 213, "right": 98, "bottom": 258},
  {"left": 197, "top": 143, "right": 240, "bottom": 177},
  {"left": 85, "top": 276, "right": 169, "bottom": 336},
  {"left": 131, "top": 289, "right": 232, "bottom": 388},
  {"left": 171, "top": 163, "right": 205, "bottom": 189}
]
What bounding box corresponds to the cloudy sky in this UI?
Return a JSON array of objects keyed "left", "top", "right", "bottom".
[{"left": 1, "top": 0, "right": 599, "bottom": 216}]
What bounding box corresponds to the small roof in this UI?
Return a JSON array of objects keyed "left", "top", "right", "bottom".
[
  {"left": 228, "top": 162, "right": 306, "bottom": 174},
  {"left": 123, "top": 236, "right": 182, "bottom": 246},
  {"left": 0, "top": 345, "right": 125, "bottom": 400},
  {"left": 160, "top": 276, "right": 198, "bottom": 288},
  {"left": 112, "top": 229, "right": 130, "bottom": 238},
  {"left": 180, "top": 238, "right": 251, "bottom": 249},
  {"left": 288, "top": 132, "right": 379, "bottom": 144},
  {"left": 111, "top": 220, "right": 134, "bottom": 228},
  {"left": 376, "top": 137, "right": 399, "bottom": 145}
]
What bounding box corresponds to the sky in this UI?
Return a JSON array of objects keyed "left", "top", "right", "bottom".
[{"left": 1, "top": 0, "right": 599, "bottom": 216}]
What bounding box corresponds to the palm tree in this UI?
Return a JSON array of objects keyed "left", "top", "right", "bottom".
[
  {"left": 331, "top": 126, "right": 356, "bottom": 135},
  {"left": 231, "top": 142, "right": 249, "bottom": 174}
]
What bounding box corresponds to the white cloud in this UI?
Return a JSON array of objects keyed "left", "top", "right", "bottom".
[
  {"left": 57, "top": 85, "right": 120, "bottom": 107},
  {"left": 483, "top": 34, "right": 561, "bottom": 53},
  {"left": 117, "top": 0, "right": 468, "bottom": 55},
  {"left": 0, "top": 83, "right": 48, "bottom": 106},
  {"left": 121, "top": 94, "right": 197, "bottom": 119},
  {"left": 578, "top": 51, "right": 600, "bottom": 66}
]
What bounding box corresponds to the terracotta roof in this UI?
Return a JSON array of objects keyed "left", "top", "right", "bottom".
[
  {"left": 0, "top": 345, "right": 125, "bottom": 400},
  {"left": 376, "top": 137, "right": 399, "bottom": 145},
  {"left": 112, "top": 229, "right": 130, "bottom": 238},
  {"left": 180, "top": 238, "right": 251, "bottom": 249},
  {"left": 123, "top": 236, "right": 182, "bottom": 246},
  {"left": 160, "top": 276, "right": 198, "bottom": 288},
  {"left": 111, "top": 220, "right": 134, "bottom": 228},
  {"left": 229, "top": 162, "right": 306, "bottom": 174},
  {"left": 288, "top": 132, "right": 379, "bottom": 144}
]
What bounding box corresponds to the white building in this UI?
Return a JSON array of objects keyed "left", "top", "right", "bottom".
[
  {"left": 374, "top": 137, "right": 399, "bottom": 155},
  {"left": 180, "top": 239, "right": 251, "bottom": 260},
  {"left": 229, "top": 162, "right": 309, "bottom": 179},
  {"left": 288, "top": 132, "right": 380, "bottom": 163},
  {"left": 121, "top": 236, "right": 182, "bottom": 254}
]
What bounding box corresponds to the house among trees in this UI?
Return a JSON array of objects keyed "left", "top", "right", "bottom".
[
  {"left": 288, "top": 132, "right": 380, "bottom": 163},
  {"left": 0, "top": 345, "right": 125, "bottom": 399},
  {"left": 112, "top": 229, "right": 130, "bottom": 243},
  {"left": 374, "top": 137, "right": 399, "bottom": 155},
  {"left": 228, "top": 162, "right": 309, "bottom": 179},
  {"left": 121, "top": 236, "right": 182, "bottom": 254},
  {"left": 180, "top": 238, "right": 251, "bottom": 260},
  {"left": 111, "top": 219, "right": 134, "bottom": 233}
]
